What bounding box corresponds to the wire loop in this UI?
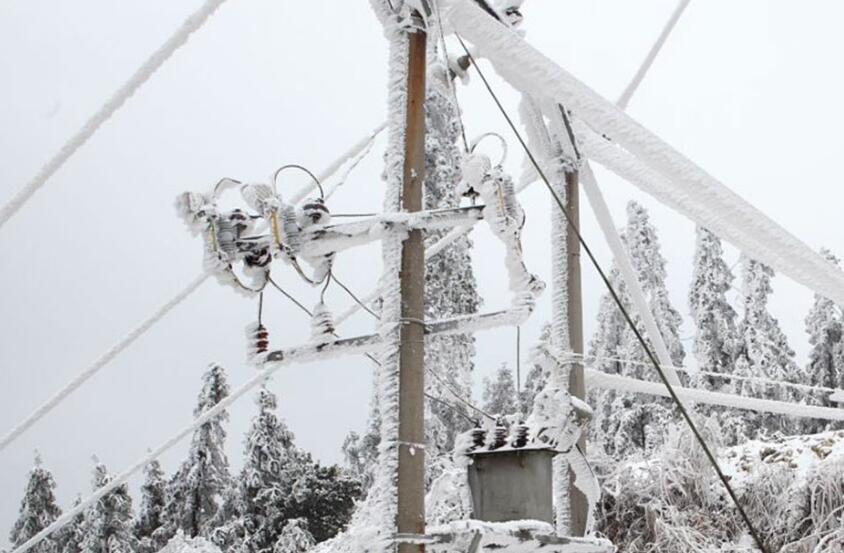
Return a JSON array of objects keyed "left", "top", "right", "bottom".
[
  {"left": 470, "top": 132, "right": 508, "bottom": 167},
  {"left": 273, "top": 164, "right": 325, "bottom": 199}
]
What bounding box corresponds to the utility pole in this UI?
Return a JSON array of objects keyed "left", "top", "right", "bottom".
[
  {"left": 396, "top": 11, "right": 427, "bottom": 553},
  {"left": 565, "top": 168, "right": 588, "bottom": 537}
]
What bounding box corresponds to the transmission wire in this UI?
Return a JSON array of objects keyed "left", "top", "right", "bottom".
[{"left": 455, "top": 34, "right": 770, "bottom": 553}]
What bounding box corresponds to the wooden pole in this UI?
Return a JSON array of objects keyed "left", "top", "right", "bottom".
[
  {"left": 397, "top": 14, "right": 427, "bottom": 553},
  {"left": 565, "top": 168, "right": 588, "bottom": 537}
]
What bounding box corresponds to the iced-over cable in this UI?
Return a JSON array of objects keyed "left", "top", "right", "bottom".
[{"left": 0, "top": 0, "right": 231, "bottom": 231}]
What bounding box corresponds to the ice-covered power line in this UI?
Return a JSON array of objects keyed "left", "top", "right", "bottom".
[
  {"left": 290, "top": 123, "right": 387, "bottom": 205},
  {"left": 8, "top": 333, "right": 377, "bottom": 553},
  {"left": 585, "top": 368, "right": 844, "bottom": 422},
  {"left": 444, "top": 0, "right": 844, "bottom": 309},
  {"left": 0, "top": 272, "right": 209, "bottom": 454},
  {"left": 616, "top": 0, "right": 692, "bottom": 110},
  {"left": 0, "top": 0, "right": 231, "bottom": 231},
  {"left": 568, "top": 351, "right": 844, "bottom": 399}
]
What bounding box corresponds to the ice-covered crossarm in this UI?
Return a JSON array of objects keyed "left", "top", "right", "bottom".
[{"left": 441, "top": 0, "right": 844, "bottom": 307}]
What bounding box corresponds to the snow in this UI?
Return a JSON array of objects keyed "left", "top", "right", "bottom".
[
  {"left": 720, "top": 430, "right": 844, "bottom": 490},
  {"left": 159, "top": 533, "right": 222, "bottom": 553},
  {"left": 442, "top": 0, "right": 844, "bottom": 308},
  {"left": 425, "top": 519, "right": 614, "bottom": 552}
]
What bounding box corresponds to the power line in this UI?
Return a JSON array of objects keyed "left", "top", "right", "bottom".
[
  {"left": 330, "top": 274, "right": 380, "bottom": 320},
  {"left": 266, "top": 275, "right": 382, "bottom": 367},
  {"left": 0, "top": 272, "right": 210, "bottom": 454},
  {"left": 455, "top": 34, "right": 770, "bottom": 553},
  {"left": 0, "top": 0, "right": 231, "bottom": 231},
  {"left": 9, "top": 326, "right": 368, "bottom": 553},
  {"left": 575, "top": 351, "right": 841, "bottom": 398},
  {"left": 616, "top": 0, "right": 693, "bottom": 110}
]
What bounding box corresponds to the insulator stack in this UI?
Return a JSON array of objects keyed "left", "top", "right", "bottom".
[
  {"left": 471, "top": 427, "right": 487, "bottom": 450},
  {"left": 213, "top": 218, "right": 238, "bottom": 259},
  {"left": 489, "top": 422, "right": 509, "bottom": 450},
  {"left": 300, "top": 198, "right": 331, "bottom": 227},
  {"left": 512, "top": 423, "right": 530, "bottom": 449},
  {"left": 310, "top": 302, "right": 336, "bottom": 342},
  {"left": 246, "top": 323, "right": 269, "bottom": 358}
]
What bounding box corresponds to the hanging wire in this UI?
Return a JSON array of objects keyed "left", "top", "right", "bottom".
[
  {"left": 469, "top": 131, "right": 509, "bottom": 167},
  {"left": 266, "top": 275, "right": 382, "bottom": 367},
  {"left": 331, "top": 273, "right": 381, "bottom": 320},
  {"left": 431, "top": 0, "right": 470, "bottom": 152},
  {"left": 273, "top": 164, "right": 325, "bottom": 199},
  {"left": 330, "top": 213, "right": 380, "bottom": 218},
  {"left": 454, "top": 33, "right": 770, "bottom": 553},
  {"left": 424, "top": 391, "right": 479, "bottom": 426},
  {"left": 426, "top": 365, "right": 495, "bottom": 422},
  {"left": 324, "top": 136, "right": 377, "bottom": 201},
  {"left": 320, "top": 269, "right": 332, "bottom": 303}
]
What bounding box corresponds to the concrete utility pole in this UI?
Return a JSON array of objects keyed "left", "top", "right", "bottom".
[
  {"left": 396, "top": 12, "right": 427, "bottom": 553},
  {"left": 565, "top": 168, "right": 588, "bottom": 537}
]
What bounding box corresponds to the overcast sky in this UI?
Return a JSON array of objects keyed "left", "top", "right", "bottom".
[{"left": 2, "top": 0, "right": 843, "bottom": 545}]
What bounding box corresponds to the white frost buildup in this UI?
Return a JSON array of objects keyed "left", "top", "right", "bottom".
[{"left": 442, "top": 0, "right": 844, "bottom": 307}]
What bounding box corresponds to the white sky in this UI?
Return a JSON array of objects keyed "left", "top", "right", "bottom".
[{"left": 1, "top": 0, "right": 843, "bottom": 545}]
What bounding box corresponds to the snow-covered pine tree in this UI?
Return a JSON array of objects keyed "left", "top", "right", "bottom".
[
  {"left": 162, "top": 364, "right": 231, "bottom": 540},
  {"left": 688, "top": 227, "right": 738, "bottom": 388},
  {"left": 592, "top": 202, "right": 685, "bottom": 457},
  {"left": 803, "top": 249, "right": 844, "bottom": 433},
  {"left": 587, "top": 266, "right": 628, "bottom": 440},
  {"left": 235, "top": 386, "right": 300, "bottom": 553},
  {"left": 617, "top": 201, "right": 686, "bottom": 376},
  {"left": 58, "top": 497, "right": 85, "bottom": 553},
  {"left": 519, "top": 324, "right": 551, "bottom": 415},
  {"left": 482, "top": 364, "right": 518, "bottom": 417},
  {"left": 340, "top": 391, "right": 381, "bottom": 494},
  {"left": 81, "top": 460, "right": 136, "bottom": 553},
  {"left": 422, "top": 64, "right": 481, "bottom": 475},
  {"left": 283, "top": 458, "right": 361, "bottom": 543},
  {"left": 273, "top": 519, "right": 314, "bottom": 553},
  {"left": 134, "top": 460, "right": 167, "bottom": 553},
  {"left": 736, "top": 256, "right": 804, "bottom": 436},
  {"left": 10, "top": 453, "right": 62, "bottom": 553},
  {"left": 343, "top": 60, "right": 481, "bottom": 490}
]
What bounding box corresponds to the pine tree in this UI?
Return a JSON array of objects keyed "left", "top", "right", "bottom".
[
  {"left": 689, "top": 227, "right": 738, "bottom": 385},
  {"left": 617, "top": 201, "right": 685, "bottom": 377},
  {"left": 482, "top": 364, "right": 518, "bottom": 417},
  {"left": 162, "top": 364, "right": 231, "bottom": 539},
  {"left": 345, "top": 62, "right": 482, "bottom": 489},
  {"left": 283, "top": 459, "right": 361, "bottom": 543},
  {"left": 340, "top": 388, "right": 381, "bottom": 494},
  {"left": 58, "top": 497, "right": 85, "bottom": 553},
  {"left": 422, "top": 66, "right": 481, "bottom": 472},
  {"left": 736, "top": 256, "right": 804, "bottom": 436},
  {"left": 10, "top": 454, "right": 62, "bottom": 553},
  {"left": 519, "top": 324, "right": 551, "bottom": 415},
  {"left": 134, "top": 460, "right": 167, "bottom": 553},
  {"left": 81, "top": 461, "right": 135, "bottom": 553},
  {"left": 273, "top": 519, "right": 314, "bottom": 553},
  {"left": 803, "top": 249, "right": 844, "bottom": 433},
  {"left": 236, "top": 386, "right": 300, "bottom": 553},
  {"left": 589, "top": 202, "right": 685, "bottom": 457},
  {"left": 587, "top": 266, "right": 627, "bottom": 439}
]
